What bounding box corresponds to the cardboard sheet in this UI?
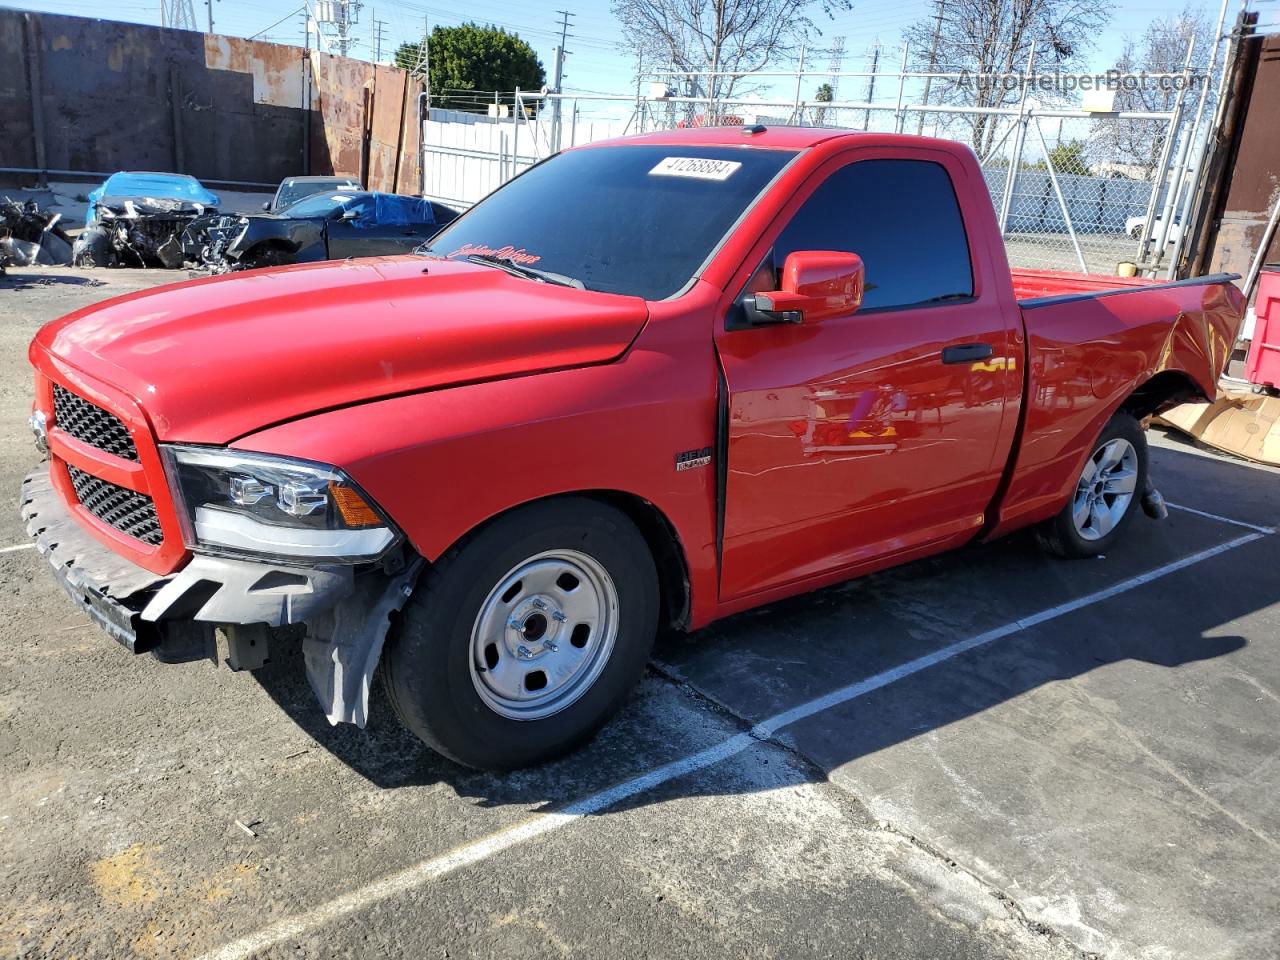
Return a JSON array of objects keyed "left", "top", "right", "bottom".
[{"left": 1155, "top": 390, "right": 1280, "bottom": 466}]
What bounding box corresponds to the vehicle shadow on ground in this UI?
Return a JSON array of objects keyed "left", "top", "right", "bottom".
[
  {"left": 0, "top": 272, "right": 106, "bottom": 290},
  {"left": 252, "top": 445, "right": 1272, "bottom": 810}
]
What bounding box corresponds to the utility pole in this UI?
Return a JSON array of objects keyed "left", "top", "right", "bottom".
[
  {"left": 819, "top": 36, "right": 845, "bottom": 126},
  {"left": 161, "top": 0, "right": 198, "bottom": 31},
  {"left": 205, "top": 0, "right": 215, "bottom": 34},
  {"left": 863, "top": 42, "right": 880, "bottom": 130},
  {"left": 551, "top": 9, "right": 575, "bottom": 151},
  {"left": 372, "top": 12, "right": 387, "bottom": 62},
  {"left": 409, "top": 16, "right": 429, "bottom": 77},
  {"left": 917, "top": 0, "right": 946, "bottom": 134},
  {"left": 314, "top": 0, "right": 363, "bottom": 57}
]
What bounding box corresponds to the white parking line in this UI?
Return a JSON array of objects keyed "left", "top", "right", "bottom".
[
  {"left": 1166, "top": 501, "right": 1275, "bottom": 535},
  {"left": 0, "top": 543, "right": 34, "bottom": 554},
  {"left": 196, "top": 528, "right": 1267, "bottom": 960}
]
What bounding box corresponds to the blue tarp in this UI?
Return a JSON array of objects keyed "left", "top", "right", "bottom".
[
  {"left": 86, "top": 172, "right": 220, "bottom": 225},
  {"left": 371, "top": 194, "right": 435, "bottom": 226}
]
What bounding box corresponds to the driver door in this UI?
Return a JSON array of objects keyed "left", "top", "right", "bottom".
[{"left": 714, "top": 149, "right": 1018, "bottom": 602}]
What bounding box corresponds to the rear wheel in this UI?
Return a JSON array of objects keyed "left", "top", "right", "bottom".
[
  {"left": 384, "top": 498, "right": 659, "bottom": 770},
  {"left": 1036, "top": 412, "right": 1148, "bottom": 558}
]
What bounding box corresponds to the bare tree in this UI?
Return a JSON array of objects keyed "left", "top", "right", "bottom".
[
  {"left": 1089, "top": 6, "right": 1215, "bottom": 181},
  {"left": 612, "top": 0, "right": 851, "bottom": 103},
  {"left": 903, "top": 0, "right": 1108, "bottom": 158}
]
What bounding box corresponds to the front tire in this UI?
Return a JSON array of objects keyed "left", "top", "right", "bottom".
[
  {"left": 384, "top": 498, "right": 659, "bottom": 770},
  {"left": 239, "top": 245, "right": 293, "bottom": 269},
  {"left": 1036, "top": 412, "right": 1148, "bottom": 558}
]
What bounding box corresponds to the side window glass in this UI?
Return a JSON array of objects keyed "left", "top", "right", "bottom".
[
  {"left": 375, "top": 194, "right": 426, "bottom": 227},
  {"left": 774, "top": 159, "right": 973, "bottom": 310},
  {"left": 344, "top": 197, "right": 375, "bottom": 227}
]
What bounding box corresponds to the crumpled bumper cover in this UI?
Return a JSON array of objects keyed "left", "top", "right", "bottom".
[
  {"left": 20, "top": 467, "right": 419, "bottom": 728},
  {"left": 20, "top": 467, "right": 354, "bottom": 641}
]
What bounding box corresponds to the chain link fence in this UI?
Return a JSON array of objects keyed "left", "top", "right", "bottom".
[{"left": 422, "top": 64, "right": 1198, "bottom": 277}]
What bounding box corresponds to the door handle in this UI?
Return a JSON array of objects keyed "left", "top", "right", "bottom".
[{"left": 941, "top": 343, "right": 993, "bottom": 365}]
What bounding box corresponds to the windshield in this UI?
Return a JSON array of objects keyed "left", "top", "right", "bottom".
[
  {"left": 422, "top": 144, "right": 796, "bottom": 299},
  {"left": 279, "top": 192, "right": 365, "bottom": 218},
  {"left": 276, "top": 179, "right": 360, "bottom": 209}
]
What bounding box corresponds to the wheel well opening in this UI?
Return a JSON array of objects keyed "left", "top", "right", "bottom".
[
  {"left": 1120, "top": 371, "right": 1205, "bottom": 421},
  {"left": 583, "top": 491, "right": 692, "bottom": 633},
  {"left": 431, "top": 491, "right": 694, "bottom": 634}
]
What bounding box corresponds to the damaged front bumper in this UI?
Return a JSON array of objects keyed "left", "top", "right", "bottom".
[
  {"left": 74, "top": 197, "right": 217, "bottom": 269},
  {"left": 20, "top": 468, "right": 420, "bottom": 727}
]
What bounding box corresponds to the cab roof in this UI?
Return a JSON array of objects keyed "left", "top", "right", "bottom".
[{"left": 583, "top": 126, "right": 865, "bottom": 151}]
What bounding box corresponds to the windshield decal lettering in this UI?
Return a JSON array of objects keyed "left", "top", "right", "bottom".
[
  {"left": 448, "top": 243, "right": 542, "bottom": 265},
  {"left": 649, "top": 157, "right": 742, "bottom": 181}
]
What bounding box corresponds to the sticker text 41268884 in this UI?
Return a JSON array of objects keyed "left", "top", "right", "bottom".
[{"left": 649, "top": 157, "right": 743, "bottom": 181}]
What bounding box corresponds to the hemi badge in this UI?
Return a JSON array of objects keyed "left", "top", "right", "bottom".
[{"left": 675, "top": 447, "right": 713, "bottom": 472}]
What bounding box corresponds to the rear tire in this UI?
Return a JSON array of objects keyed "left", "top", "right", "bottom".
[
  {"left": 384, "top": 497, "right": 659, "bottom": 770},
  {"left": 1036, "top": 412, "right": 1148, "bottom": 559}
]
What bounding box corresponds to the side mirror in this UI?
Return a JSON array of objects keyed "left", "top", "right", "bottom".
[
  {"left": 340, "top": 207, "right": 360, "bottom": 221},
  {"left": 261, "top": 201, "right": 271, "bottom": 211},
  {"left": 752, "top": 251, "right": 864, "bottom": 324}
]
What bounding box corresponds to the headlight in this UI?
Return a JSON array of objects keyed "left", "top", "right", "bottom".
[{"left": 161, "top": 445, "right": 398, "bottom": 563}]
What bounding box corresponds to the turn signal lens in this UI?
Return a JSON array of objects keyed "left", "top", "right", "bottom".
[{"left": 329, "top": 481, "right": 383, "bottom": 527}]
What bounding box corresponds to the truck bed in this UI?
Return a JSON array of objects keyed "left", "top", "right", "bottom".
[
  {"left": 991, "top": 270, "right": 1245, "bottom": 538},
  {"left": 1011, "top": 268, "right": 1158, "bottom": 302}
]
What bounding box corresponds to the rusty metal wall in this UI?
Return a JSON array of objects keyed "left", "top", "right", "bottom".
[{"left": 0, "top": 10, "right": 423, "bottom": 192}]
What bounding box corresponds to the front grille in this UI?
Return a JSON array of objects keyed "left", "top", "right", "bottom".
[
  {"left": 52, "top": 384, "right": 138, "bottom": 461},
  {"left": 67, "top": 464, "right": 163, "bottom": 546}
]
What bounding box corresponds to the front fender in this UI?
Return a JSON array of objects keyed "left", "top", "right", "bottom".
[{"left": 231, "top": 317, "right": 722, "bottom": 627}]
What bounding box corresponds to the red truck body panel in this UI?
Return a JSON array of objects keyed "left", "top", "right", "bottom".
[
  {"left": 30, "top": 257, "right": 649, "bottom": 444},
  {"left": 26, "top": 129, "right": 1244, "bottom": 624},
  {"left": 990, "top": 279, "right": 1244, "bottom": 537},
  {"left": 1009, "top": 268, "right": 1157, "bottom": 301}
]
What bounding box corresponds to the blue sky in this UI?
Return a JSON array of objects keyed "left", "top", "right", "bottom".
[{"left": 6, "top": 0, "right": 1220, "bottom": 101}]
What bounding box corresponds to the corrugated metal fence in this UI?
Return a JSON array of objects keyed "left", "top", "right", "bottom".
[{"left": 0, "top": 10, "right": 422, "bottom": 193}]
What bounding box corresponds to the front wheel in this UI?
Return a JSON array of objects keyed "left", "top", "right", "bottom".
[
  {"left": 384, "top": 498, "right": 659, "bottom": 770},
  {"left": 239, "top": 245, "right": 293, "bottom": 269},
  {"left": 1036, "top": 412, "right": 1148, "bottom": 558}
]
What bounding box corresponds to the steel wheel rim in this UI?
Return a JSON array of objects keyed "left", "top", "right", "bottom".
[
  {"left": 469, "top": 549, "right": 619, "bottom": 721},
  {"left": 1072, "top": 437, "right": 1138, "bottom": 541}
]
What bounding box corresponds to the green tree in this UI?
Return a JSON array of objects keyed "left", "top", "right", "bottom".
[
  {"left": 394, "top": 23, "right": 545, "bottom": 112},
  {"left": 1028, "top": 139, "right": 1091, "bottom": 176},
  {"left": 814, "top": 82, "right": 834, "bottom": 125}
]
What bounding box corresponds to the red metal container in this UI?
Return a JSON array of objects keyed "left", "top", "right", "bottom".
[{"left": 1246, "top": 264, "right": 1280, "bottom": 389}]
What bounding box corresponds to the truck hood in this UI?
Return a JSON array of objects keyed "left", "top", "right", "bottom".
[{"left": 32, "top": 257, "right": 649, "bottom": 443}]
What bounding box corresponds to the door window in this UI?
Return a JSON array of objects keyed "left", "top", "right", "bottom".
[{"left": 773, "top": 159, "right": 974, "bottom": 311}]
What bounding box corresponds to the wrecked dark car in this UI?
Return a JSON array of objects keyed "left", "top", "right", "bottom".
[
  {"left": 73, "top": 172, "right": 220, "bottom": 269},
  {"left": 186, "top": 191, "right": 457, "bottom": 271},
  {"left": 263, "top": 175, "right": 362, "bottom": 213},
  {"left": 1, "top": 195, "right": 73, "bottom": 268}
]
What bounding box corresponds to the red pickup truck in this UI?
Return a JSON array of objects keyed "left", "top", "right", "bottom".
[{"left": 22, "top": 128, "right": 1243, "bottom": 769}]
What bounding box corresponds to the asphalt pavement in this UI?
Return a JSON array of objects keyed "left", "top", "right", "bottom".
[{"left": 2, "top": 265, "right": 1277, "bottom": 960}]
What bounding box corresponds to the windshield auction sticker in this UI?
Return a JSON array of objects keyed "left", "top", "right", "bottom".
[{"left": 649, "top": 157, "right": 742, "bottom": 181}]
